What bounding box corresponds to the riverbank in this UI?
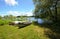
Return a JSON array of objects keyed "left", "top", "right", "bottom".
[
  {"left": 0, "top": 23, "right": 60, "bottom": 39},
  {"left": 0, "top": 24, "right": 50, "bottom": 39}
]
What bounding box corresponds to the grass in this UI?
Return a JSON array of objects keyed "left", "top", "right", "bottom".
[
  {"left": 0, "top": 20, "right": 12, "bottom": 25},
  {"left": 0, "top": 24, "right": 50, "bottom": 39}
]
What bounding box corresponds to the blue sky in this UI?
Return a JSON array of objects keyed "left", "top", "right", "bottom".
[{"left": 0, "top": 0, "right": 34, "bottom": 16}]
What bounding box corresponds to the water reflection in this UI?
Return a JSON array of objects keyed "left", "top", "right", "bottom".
[
  {"left": 27, "top": 17, "right": 44, "bottom": 24},
  {"left": 37, "top": 18, "right": 44, "bottom": 24}
]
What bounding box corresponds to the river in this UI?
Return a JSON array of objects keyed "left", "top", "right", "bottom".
[{"left": 27, "top": 17, "right": 44, "bottom": 24}]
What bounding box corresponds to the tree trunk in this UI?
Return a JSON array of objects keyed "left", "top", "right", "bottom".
[
  {"left": 54, "top": 0, "right": 58, "bottom": 22},
  {"left": 48, "top": 8, "right": 54, "bottom": 21}
]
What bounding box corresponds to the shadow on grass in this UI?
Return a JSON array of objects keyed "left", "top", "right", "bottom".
[
  {"left": 33, "top": 22, "right": 60, "bottom": 39},
  {"left": 18, "top": 24, "right": 31, "bottom": 29}
]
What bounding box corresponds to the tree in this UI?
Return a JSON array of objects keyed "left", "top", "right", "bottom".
[
  {"left": 0, "top": 16, "right": 2, "bottom": 19},
  {"left": 33, "top": 0, "right": 60, "bottom": 23},
  {"left": 4, "top": 15, "right": 15, "bottom": 20}
]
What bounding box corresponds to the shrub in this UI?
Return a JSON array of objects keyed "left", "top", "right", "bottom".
[
  {"left": 32, "top": 21, "right": 38, "bottom": 25},
  {"left": 0, "top": 20, "right": 12, "bottom": 25}
]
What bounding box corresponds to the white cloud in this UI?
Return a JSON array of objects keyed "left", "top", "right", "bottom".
[
  {"left": 6, "top": 11, "right": 33, "bottom": 16},
  {"left": 7, "top": 11, "right": 20, "bottom": 16},
  {"left": 25, "top": 11, "right": 33, "bottom": 16},
  {"left": 5, "top": 0, "right": 18, "bottom": 6}
]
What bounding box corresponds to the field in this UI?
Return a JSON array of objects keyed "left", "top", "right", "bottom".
[{"left": 0, "top": 23, "right": 52, "bottom": 39}]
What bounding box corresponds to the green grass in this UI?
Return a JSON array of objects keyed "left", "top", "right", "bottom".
[
  {"left": 0, "top": 24, "right": 50, "bottom": 39},
  {"left": 0, "top": 20, "right": 12, "bottom": 25}
]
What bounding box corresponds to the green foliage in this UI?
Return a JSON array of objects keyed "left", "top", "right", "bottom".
[
  {"left": 0, "top": 16, "right": 2, "bottom": 19},
  {"left": 32, "top": 21, "right": 38, "bottom": 25},
  {"left": 33, "top": 0, "right": 60, "bottom": 23},
  {"left": 0, "top": 20, "right": 12, "bottom": 25},
  {"left": 3, "top": 15, "right": 16, "bottom": 20}
]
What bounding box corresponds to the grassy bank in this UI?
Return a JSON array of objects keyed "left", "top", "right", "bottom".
[{"left": 0, "top": 24, "right": 51, "bottom": 39}]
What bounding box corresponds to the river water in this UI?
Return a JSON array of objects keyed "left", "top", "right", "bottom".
[
  {"left": 27, "top": 17, "right": 44, "bottom": 24},
  {"left": 15, "top": 17, "right": 45, "bottom": 24}
]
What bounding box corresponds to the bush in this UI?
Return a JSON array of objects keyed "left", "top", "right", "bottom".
[
  {"left": 0, "top": 20, "right": 12, "bottom": 25},
  {"left": 32, "top": 21, "right": 38, "bottom": 25},
  {"left": 0, "top": 20, "right": 5, "bottom": 25}
]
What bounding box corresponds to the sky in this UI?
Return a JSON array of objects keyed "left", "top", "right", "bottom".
[{"left": 0, "top": 0, "right": 34, "bottom": 16}]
